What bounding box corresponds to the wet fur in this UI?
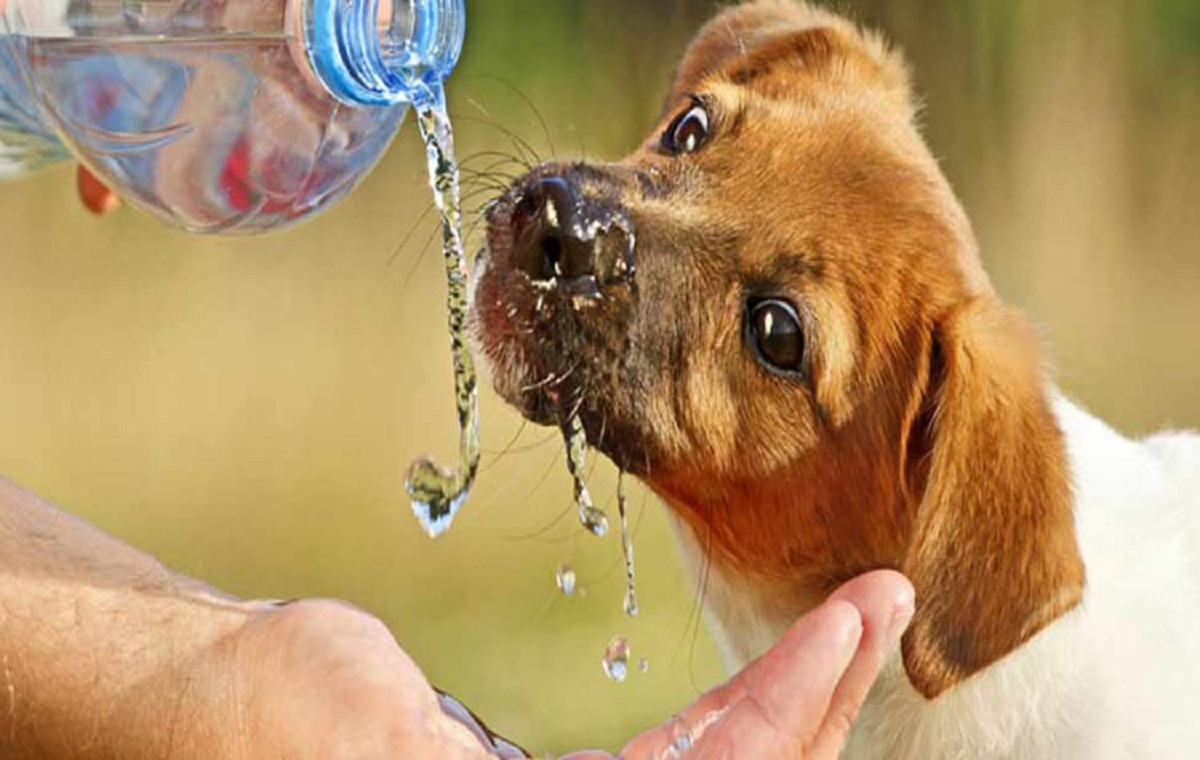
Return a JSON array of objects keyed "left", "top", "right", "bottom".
[{"left": 471, "top": 2, "right": 1200, "bottom": 756}]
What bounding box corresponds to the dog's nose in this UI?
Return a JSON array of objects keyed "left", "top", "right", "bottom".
[{"left": 510, "top": 175, "right": 634, "bottom": 291}]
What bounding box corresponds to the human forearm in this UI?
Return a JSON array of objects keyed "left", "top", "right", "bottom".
[{"left": 0, "top": 476, "right": 252, "bottom": 758}]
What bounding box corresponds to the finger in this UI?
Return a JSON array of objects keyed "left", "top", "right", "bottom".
[
  {"left": 690, "top": 600, "right": 863, "bottom": 758},
  {"left": 620, "top": 651, "right": 761, "bottom": 758},
  {"left": 807, "top": 570, "right": 915, "bottom": 758},
  {"left": 619, "top": 654, "right": 754, "bottom": 759},
  {"left": 622, "top": 599, "right": 863, "bottom": 759},
  {"left": 618, "top": 636, "right": 773, "bottom": 758},
  {"left": 77, "top": 165, "right": 120, "bottom": 215}
]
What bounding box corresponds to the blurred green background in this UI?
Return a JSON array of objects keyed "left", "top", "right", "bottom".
[{"left": 1, "top": 0, "right": 1198, "bottom": 753}]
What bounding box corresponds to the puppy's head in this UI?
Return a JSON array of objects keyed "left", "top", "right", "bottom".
[{"left": 471, "top": 0, "right": 1084, "bottom": 699}]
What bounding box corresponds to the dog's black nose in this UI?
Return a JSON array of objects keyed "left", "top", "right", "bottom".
[{"left": 510, "top": 175, "right": 634, "bottom": 292}]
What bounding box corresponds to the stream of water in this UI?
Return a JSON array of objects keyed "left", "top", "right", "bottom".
[{"left": 405, "top": 87, "right": 481, "bottom": 538}]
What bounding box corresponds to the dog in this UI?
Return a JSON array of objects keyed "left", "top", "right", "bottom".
[{"left": 469, "top": 1, "right": 1200, "bottom": 757}]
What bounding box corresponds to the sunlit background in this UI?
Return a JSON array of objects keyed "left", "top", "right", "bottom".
[{"left": 1, "top": 0, "right": 1197, "bottom": 753}]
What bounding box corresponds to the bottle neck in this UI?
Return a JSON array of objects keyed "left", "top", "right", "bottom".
[{"left": 303, "top": 0, "right": 464, "bottom": 107}]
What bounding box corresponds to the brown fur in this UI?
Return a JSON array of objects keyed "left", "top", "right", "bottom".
[{"left": 472, "top": 0, "right": 1085, "bottom": 699}]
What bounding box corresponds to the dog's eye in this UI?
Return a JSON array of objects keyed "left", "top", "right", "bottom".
[
  {"left": 662, "top": 103, "right": 710, "bottom": 155},
  {"left": 748, "top": 299, "right": 805, "bottom": 373}
]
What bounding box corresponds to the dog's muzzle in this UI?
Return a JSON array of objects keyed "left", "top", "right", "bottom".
[{"left": 507, "top": 175, "right": 636, "bottom": 299}]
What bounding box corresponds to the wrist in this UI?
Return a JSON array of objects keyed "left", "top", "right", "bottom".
[
  {"left": 2, "top": 573, "right": 257, "bottom": 759},
  {"left": 0, "top": 478, "right": 269, "bottom": 758},
  {"left": 99, "top": 591, "right": 259, "bottom": 760}
]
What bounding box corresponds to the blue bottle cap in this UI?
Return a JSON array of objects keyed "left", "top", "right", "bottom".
[{"left": 305, "top": 0, "right": 464, "bottom": 106}]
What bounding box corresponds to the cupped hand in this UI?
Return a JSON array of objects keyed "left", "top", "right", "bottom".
[{"left": 569, "top": 570, "right": 915, "bottom": 759}]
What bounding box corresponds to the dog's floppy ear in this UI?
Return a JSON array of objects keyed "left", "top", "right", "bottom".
[
  {"left": 667, "top": 1, "right": 807, "bottom": 103},
  {"left": 666, "top": 1, "right": 912, "bottom": 116},
  {"left": 899, "top": 296, "right": 1086, "bottom": 699}
]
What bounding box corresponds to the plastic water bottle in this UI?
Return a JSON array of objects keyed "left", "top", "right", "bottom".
[{"left": 0, "top": 0, "right": 464, "bottom": 233}]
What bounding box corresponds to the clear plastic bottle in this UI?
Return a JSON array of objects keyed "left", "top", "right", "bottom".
[{"left": 0, "top": 0, "right": 464, "bottom": 233}]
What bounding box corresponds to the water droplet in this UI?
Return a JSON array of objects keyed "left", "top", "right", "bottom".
[
  {"left": 671, "top": 731, "right": 694, "bottom": 753},
  {"left": 617, "top": 471, "right": 639, "bottom": 617},
  {"left": 406, "top": 86, "right": 481, "bottom": 538},
  {"left": 555, "top": 565, "right": 576, "bottom": 596},
  {"left": 602, "top": 635, "right": 630, "bottom": 683},
  {"left": 581, "top": 505, "right": 609, "bottom": 537},
  {"left": 659, "top": 708, "right": 728, "bottom": 757},
  {"left": 638, "top": 657, "right": 649, "bottom": 673},
  {"left": 407, "top": 458, "right": 471, "bottom": 538},
  {"left": 561, "top": 413, "right": 608, "bottom": 537}
]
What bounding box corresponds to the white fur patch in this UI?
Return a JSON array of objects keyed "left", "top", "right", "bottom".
[{"left": 670, "top": 393, "right": 1200, "bottom": 759}]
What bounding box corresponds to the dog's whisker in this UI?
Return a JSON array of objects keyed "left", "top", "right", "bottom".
[
  {"left": 460, "top": 88, "right": 556, "bottom": 167},
  {"left": 497, "top": 454, "right": 580, "bottom": 542},
  {"left": 399, "top": 224, "right": 444, "bottom": 287},
  {"left": 519, "top": 359, "right": 581, "bottom": 394},
  {"left": 457, "top": 149, "right": 529, "bottom": 170},
  {"left": 484, "top": 430, "right": 560, "bottom": 457},
  {"left": 475, "top": 75, "right": 558, "bottom": 159},
  {"left": 453, "top": 113, "right": 541, "bottom": 170},
  {"left": 676, "top": 498, "right": 714, "bottom": 683},
  {"left": 478, "top": 418, "right": 529, "bottom": 463},
  {"left": 386, "top": 200, "right": 437, "bottom": 269}
]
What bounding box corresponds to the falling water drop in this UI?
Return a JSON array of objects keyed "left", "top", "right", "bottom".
[
  {"left": 602, "top": 635, "right": 630, "bottom": 683},
  {"left": 555, "top": 565, "right": 577, "bottom": 596}
]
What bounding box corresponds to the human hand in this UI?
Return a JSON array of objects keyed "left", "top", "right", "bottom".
[
  {"left": 122, "top": 571, "right": 911, "bottom": 759},
  {"left": 569, "top": 570, "right": 915, "bottom": 759},
  {"left": 114, "top": 598, "right": 507, "bottom": 759}
]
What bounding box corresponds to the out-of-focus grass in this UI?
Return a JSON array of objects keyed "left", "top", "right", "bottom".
[{"left": 0, "top": 0, "right": 1197, "bottom": 753}]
